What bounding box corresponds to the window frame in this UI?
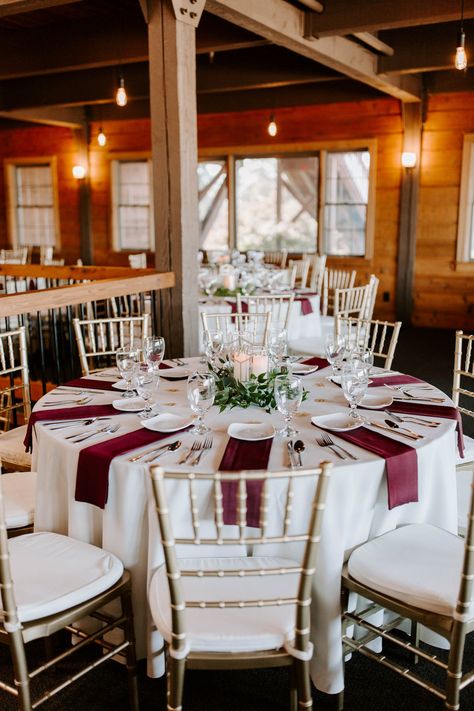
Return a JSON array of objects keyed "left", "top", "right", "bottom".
[
  {"left": 110, "top": 153, "right": 154, "bottom": 252},
  {"left": 457, "top": 134, "right": 474, "bottom": 265},
  {"left": 199, "top": 139, "right": 376, "bottom": 259},
  {"left": 4, "top": 156, "right": 60, "bottom": 249}
]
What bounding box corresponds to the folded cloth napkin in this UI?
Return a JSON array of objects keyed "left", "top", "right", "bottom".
[
  {"left": 23, "top": 404, "right": 120, "bottom": 453},
  {"left": 302, "top": 356, "right": 330, "bottom": 369},
  {"left": 75, "top": 426, "right": 191, "bottom": 509},
  {"left": 368, "top": 374, "right": 424, "bottom": 388},
  {"left": 63, "top": 377, "right": 117, "bottom": 391},
  {"left": 320, "top": 425, "right": 418, "bottom": 509},
  {"left": 386, "top": 402, "right": 464, "bottom": 458},
  {"left": 296, "top": 297, "right": 313, "bottom": 316},
  {"left": 219, "top": 437, "right": 273, "bottom": 527}
]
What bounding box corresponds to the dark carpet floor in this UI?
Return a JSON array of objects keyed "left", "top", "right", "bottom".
[{"left": 2, "top": 327, "right": 472, "bottom": 711}]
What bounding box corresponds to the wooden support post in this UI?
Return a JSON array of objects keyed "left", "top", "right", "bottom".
[
  {"left": 147, "top": 0, "right": 203, "bottom": 357},
  {"left": 395, "top": 102, "right": 422, "bottom": 324},
  {"left": 74, "top": 124, "right": 94, "bottom": 265}
]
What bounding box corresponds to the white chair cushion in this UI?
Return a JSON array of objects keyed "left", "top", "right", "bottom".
[
  {"left": 456, "top": 434, "right": 474, "bottom": 466},
  {"left": 5, "top": 532, "right": 124, "bottom": 622},
  {"left": 0, "top": 425, "right": 32, "bottom": 468},
  {"left": 348, "top": 523, "right": 469, "bottom": 618},
  {"left": 149, "top": 556, "right": 299, "bottom": 654},
  {"left": 2, "top": 470, "right": 36, "bottom": 528}
]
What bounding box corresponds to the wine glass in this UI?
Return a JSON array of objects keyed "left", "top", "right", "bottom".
[
  {"left": 187, "top": 372, "right": 216, "bottom": 435},
  {"left": 274, "top": 373, "right": 303, "bottom": 437},
  {"left": 143, "top": 335, "right": 165, "bottom": 371},
  {"left": 135, "top": 366, "right": 160, "bottom": 419},
  {"left": 268, "top": 326, "right": 288, "bottom": 367},
  {"left": 116, "top": 346, "right": 140, "bottom": 398},
  {"left": 340, "top": 362, "right": 369, "bottom": 421},
  {"left": 203, "top": 330, "right": 224, "bottom": 368},
  {"left": 350, "top": 348, "right": 374, "bottom": 376},
  {"left": 325, "top": 335, "right": 346, "bottom": 375}
]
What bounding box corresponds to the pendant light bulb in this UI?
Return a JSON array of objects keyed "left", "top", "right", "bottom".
[
  {"left": 268, "top": 114, "right": 277, "bottom": 137},
  {"left": 455, "top": 32, "right": 468, "bottom": 70},
  {"left": 116, "top": 76, "right": 128, "bottom": 107},
  {"left": 97, "top": 127, "right": 107, "bottom": 147}
]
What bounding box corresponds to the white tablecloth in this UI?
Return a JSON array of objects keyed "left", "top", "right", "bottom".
[{"left": 32, "top": 360, "right": 458, "bottom": 693}]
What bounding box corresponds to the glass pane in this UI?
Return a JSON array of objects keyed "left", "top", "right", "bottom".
[
  {"left": 235, "top": 155, "right": 318, "bottom": 252},
  {"left": 118, "top": 161, "right": 150, "bottom": 206},
  {"left": 324, "top": 151, "right": 370, "bottom": 256},
  {"left": 198, "top": 161, "right": 229, "bottom": 250},
  {"left": 119, "top": 206, "right": 151, "bottom": 250},
  {"left": 15, "top": 165, "right": 56, "bottom": 246}
]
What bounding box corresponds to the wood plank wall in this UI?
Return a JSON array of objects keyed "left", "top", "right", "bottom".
[{"left": 0, "top": 93, "right": 473, "bottom": 327}]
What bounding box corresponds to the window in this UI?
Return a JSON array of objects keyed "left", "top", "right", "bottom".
[
  {"left": 112, "top": 159, "right": 153, "bottom": 251},
  {"left": 5, "top": 159, "right": 59, "bottom": 248},
  {"left": 457, "top": 134, "right": 474, "bottom": 262},
  {"left": 198, "top": 143, "right": 374, "bottom": 257}
]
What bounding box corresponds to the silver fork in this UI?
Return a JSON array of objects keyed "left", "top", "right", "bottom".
[
  {"left": 70, "top": 423, "right": 120, "bottom": 443},
  {"left": 384, "top": 410, "right": 440, "bottom": 427},
  {"left": 316, "top": 433, "right": 358, "bottom": 460},
  {"left": 42, "top": 396, "right": 92, "bottom": 406},
  {"left": 190, "top": 436, "right": 213, "bottom": 466},
  {"left": 178, "top": 440, "right": 201, "bottom": 465}
]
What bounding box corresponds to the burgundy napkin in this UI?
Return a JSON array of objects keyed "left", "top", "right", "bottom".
[
  {"left": 369, "top": 374, "right": 424, "bottom": 388},
  {"left": 63, "top": 377, "right": 117, "bottom": 391},
  {"left": 302, "top": 357, "right": 330, "bottom": 369},
  {"left": 323, "top": 426, "right": 418, "bottom": 509},
  {"left": 297, "top": 297, "right": 313, "bottom": 316},
  {"left": 75, "top": 426, "right": 191, "bottom": 508},
  {"left": 387, "top": 402, "right": 464, "bottom": 458},
  {"left": 23, "top": 404, "right": 120, "bottom": 453},
  {"left": 219, "top": 437, "right": 273, "bottom": 527}
]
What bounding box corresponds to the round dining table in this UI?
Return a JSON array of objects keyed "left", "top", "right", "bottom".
[{"left": 30, "top": 357, "right": 459, "bottom": 695}]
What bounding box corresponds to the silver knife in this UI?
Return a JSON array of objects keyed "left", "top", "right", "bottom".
[{"left": 129, "top": 440, "right": 177, "bottom": 462}]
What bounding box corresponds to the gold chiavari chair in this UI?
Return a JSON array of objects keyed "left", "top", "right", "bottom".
[
  {"left": 148, "top": 463, "right": 332, "bottom": 711},
  {"left": 452, "top": 330, "right": 474, "bottom": 534},
  {"left": 0, "top": 247, "right": 29, "bottom": 264},
  {"left": 39, "top": 245, "right": 54, "bottom": 264},
  {"left": 1, "top": 468, "right": 36, "bottom": 538},
  {"left": 0, "top": 475, "right": 139, "bottom": 711},
  {"left": 335, "top": 317, "right": 402, "bottom": 369},
  {"left": 308, "top": 254, "right": 326, "bottom": 294},
  {"left": 333, "top": 284, "right": 371, "bottom": 321},
  {"left": 288, "top": 257, "right": 311, "bottom": 289},
  {"left": 73, "top": 314, "right": 150, "bottom": 375},
  {"left": 237, "top": 293, "right": 295, "bottom": 330},
  {"left": 264, "top": 249, "right": 288, "bottom": 269},
  {"left": 362, "top": 274, "right": 379, "bottom": 320},
  {"left": 201, "top": 311, "right": 271, "bottom": 347},
  {"left": 321, "top": 268, "right": 356, "bottom": 316},
  {"left": 0, "top": 326, "right": 32, "bottom": 471},
  {"left": 341, "top": 475, "right": 474, "bottom": 711}
]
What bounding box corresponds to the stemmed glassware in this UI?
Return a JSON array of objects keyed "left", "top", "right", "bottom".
[
  {"left": 143, "top": 336, "right": 165, "bottom": 371},
  {"left": 340, "top": 361, "right": 369, "bottom": 421},
  {"left": 187, "top": 372, "right": 216, "bottom": 435},
  {"left": 116, "top": 346, "right": 140, "bottom": 398},
  {"left": 135, "top": 365, "right": 160, "bottom": 419},
  {"left": 268, "top": 326, "right": 288, "bottom": 367},
  {"left": 203, "top": 330, "right": 224, "bottom": 368},
  {"left": 274, "top": 373, "right": 303, "bottom": 437},
  {"left": 325, "top": 335, "right": 346, "bottom": 376}
]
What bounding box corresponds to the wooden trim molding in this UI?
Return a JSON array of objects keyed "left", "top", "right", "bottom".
[{"left": 456, "top": 134, "right": 474, "bottom": 264}]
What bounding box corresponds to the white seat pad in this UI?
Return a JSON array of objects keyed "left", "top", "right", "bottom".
[
  {"left": 348, "top": 523, "right": 469, "bottom": 618},
  {"left": 5, "top": 532, "right": 124, "bottom": 622},
  {"left": 149, "top": 556, "right": 299, "bottom": 654},
  {"left": 456, "top": 434, "right": 474, "bottom": 466},
  {"left": 0, "top": 425, "right": 32, "bottom": 468},
  {"left": 2, "top": 470, "right": 36, "bottom": 528}
]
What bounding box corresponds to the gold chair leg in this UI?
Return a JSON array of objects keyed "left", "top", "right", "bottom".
[
  {"left": 167, "top": 657, "right": 186, "bottom": 711},
  {"left": 10, "top": 628, "right": 32, "bottom": 711},
  {"left": 295, "top": 659, "right": 312, "bottom": 710},
  {"left": 121, "top": 588, "right": 140, "bottom": 711}
]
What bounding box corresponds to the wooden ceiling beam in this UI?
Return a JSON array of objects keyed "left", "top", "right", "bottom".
[
  {"left": 307, "top": 0, "right": 474, "bottom": 37},
  {"left": 424, "top": 69, "right": 474, "bottom": 93},
  {"left": 0, "top": 0, "right": 81, "bottom": 16},
  {"left": 205, "top": 0, "right": 421, "bottom": 101},
  {"left": 353, "top": 32, "right": 394, "bottom": 56},
  {"left": 0, "top": 106, "right": 85, "bottom": 127}
]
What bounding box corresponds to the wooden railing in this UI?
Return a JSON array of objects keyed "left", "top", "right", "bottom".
[{"left": 0, "top": 265, "right": 175, "bottom": 394}]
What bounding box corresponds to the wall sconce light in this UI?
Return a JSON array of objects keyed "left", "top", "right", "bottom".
[
  {"left": 72, "top": 165, "right": 86, "bottom": 180},
  {"left": 455, "top": 0, "right": 468, "bottom": 70},
  {"left": 401, "top": 152, "right": 417, "bottom": 169},
  {"left": 97, "top": 127, "right": 107, "bottom": 147},
  {"left": 116, "top": 75, "right": 128, "bottom": 107},
  {"left": 267, "top": 113, "right": 277, "bottom": 137}
]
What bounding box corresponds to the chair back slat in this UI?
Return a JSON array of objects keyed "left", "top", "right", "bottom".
[
  {"left": 238, "top": 294, "right": 295, "bottom": 330},
  {"left": 452, "top": 331, "right": 474, "bottom": 415},
  {"left": 321, "top": 268, "right": 356, "bottom": 316},
  {"left": 334, "top": 285, "right": 370, "bottom": 320},
  {"left": 72, "top": 315, "right": 149, "bottom": 375},
  {"left": 309, "top": 254, "right": 327, "bottom": 294},
  {"left": 335, "top": 317, "right": 402, "bottom": 369},
  {"left": 201, "top": 311, "right": 270, "bottom": 348},
  {"left": 0, "top": 327, "right": 31, "bottom": 430}
]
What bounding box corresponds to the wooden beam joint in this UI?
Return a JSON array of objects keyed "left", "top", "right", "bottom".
[{"left": 170, "top": 0, "right": 205, "bottom": 28}]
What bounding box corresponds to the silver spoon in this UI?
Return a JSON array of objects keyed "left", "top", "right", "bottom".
[
  {"left": 143, "top": 440, "right": 181, "bottom": 463},
  {"left": 384, "top": 419, "right": 423, "bottom": 439},
  {"left": 48, "top": 417, "right": 107, "bottom": 431},
  {"left": 293, "top": 440, "right": 305, "bottom": 467}
]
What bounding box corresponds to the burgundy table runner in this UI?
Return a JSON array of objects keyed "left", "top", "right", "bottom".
[
  {"left": 386, "top": 401, "right": 464, "bottom": 458},
  {"left": 75, "top": 425, "right": 191, "bottom": 509},
  {"left": 296, "top": 297, "right": 313, "bottom": 316},
  {"left": 219, "top": 437, "right": 273, "bottom": 527},
  {"left": 302, "top": 356, "right": 330, "bottom": 369},
  {"left": 24, "top": 404, "right": 120, "bottom": 453},
  {"left": 63, "top": 377, "right": 117, "bottom": 391},
  {"left": 317, "top": 425, "right": 418, "bottom": 509},
  {"left": 368, "top": 374, "right": 424, "bottom": 388}
]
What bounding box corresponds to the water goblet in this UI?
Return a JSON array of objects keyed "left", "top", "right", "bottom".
[
  {"left": 325, "top": 335, "right": 346, "bottom": 376},
  {"left": 135, "top": 366, "right": 160, "bottom": 419},
  {"left": 187, "top": 372, "right": 216, "bottom": 435},
  {"left": 203, "top": 329, "right": 224, "bottom": 369},
  {"left": 350, "top": 348, "right": 374, "bottom": 376},
  {"left": 116, "top": 346, "right": 140, "bottom": 398},
  {"left": 274, "top": 373, "right": 303, "bottom": 438},
  {"left": 268, "top": 326, "right": 288, "bottom": 367},
  {"left": 340, "top": 362, "right": 369, "bottom": 421},
  {"left": 143, "top": 335, "right": 165, "bottom": 371}
]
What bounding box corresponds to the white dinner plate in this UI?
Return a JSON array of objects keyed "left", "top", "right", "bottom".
[
  {"left": 311, "top": 413, "right": 362, "bottom": 432},
  {"left": 329, "top": 375, "right": 373, "bottom": 386},
  {"left": 292, "top": 364, "right": 318, "bottom": 376},
  {"left": 112, "top": 397, "right": 146, "bottom": 412},
  {"left": 141, "top": 412, "right": 193, "bottom": 432},
  {"left": 159, "top": 367, "right": 192, "bottom": 380},
  {"left": 227, "top": 422, "right": 275, "bottom": 441},
  {"left": 360, "top": 393, "right": 393, "bottom": 409},
  {"left": 112, "top": 379, "right": 128, "bottom": 390}
]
